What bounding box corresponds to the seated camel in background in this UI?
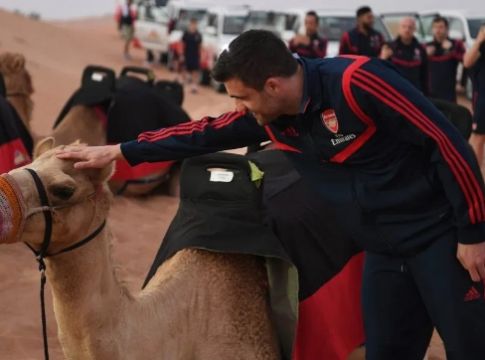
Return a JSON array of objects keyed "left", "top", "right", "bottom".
[
  {"left": 48, "top": 66, "right": 188, "bottom": 196},
  {"left": 0, "top": 138, "right": 280, "bottom": 360},
  {"left": 0, "top": 52, "right": 34, "bottom": 133},
  {"left": 0, "top": 53, "right": 35, "bottom": 172}
]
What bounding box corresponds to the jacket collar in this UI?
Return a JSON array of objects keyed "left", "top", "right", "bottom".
[{"left": 297, "top": 56, "right": 323, "bottom": 115}]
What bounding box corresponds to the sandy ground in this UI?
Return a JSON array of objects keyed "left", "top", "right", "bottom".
[{"left": 0, "top": 10, "right": 449, "bottom": 359}]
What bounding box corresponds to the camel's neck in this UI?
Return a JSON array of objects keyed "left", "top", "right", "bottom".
[
  {"left": 7, "top": 95, "right": 32, "bottom": 130},
  {"left": 45, "top": 224, "right": 130, "bottom": 358}
]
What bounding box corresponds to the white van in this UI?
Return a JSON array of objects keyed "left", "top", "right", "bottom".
[
  {"left": 381, "top": 10, "right": 485, "bottom": 98},
  {"left": 134, "top": 1, "right": 171, "bottom": 54},
  {"left": 202, "top": 6, "right": 249, "bottom": 90},
  {"left": 243, "top": 7, "right": 297, "bottom": 44},
  {"left": 419, "top": 10, "right": 485, "bottom": 48},
  {"left": 288, "top": 9, "right": 392, "bottom": 58},
  {"left": 163, "top": 0, "right": 211, "bottom": 70}
]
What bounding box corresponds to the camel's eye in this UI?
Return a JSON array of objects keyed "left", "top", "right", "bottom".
[{"left": 48, "top": 185, "right": 75, "bottom": 201}]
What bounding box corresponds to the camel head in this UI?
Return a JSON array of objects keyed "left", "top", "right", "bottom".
[
  {"left": 0, "top": 52, "right": 34, "bottom": 126},
  {"left": 0, "top": 138, "right": 113, "bottom": 254}
]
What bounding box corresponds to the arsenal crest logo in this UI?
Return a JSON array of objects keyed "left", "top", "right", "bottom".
[{"left": 321, "top": 109, "right": 339, "bottom": 134}]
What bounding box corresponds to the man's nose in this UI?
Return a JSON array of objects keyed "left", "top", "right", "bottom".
[{"left": 235, "top": 101, "right": 248, "bottom": 113}]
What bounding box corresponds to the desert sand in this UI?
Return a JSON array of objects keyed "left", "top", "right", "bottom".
[{"left": 0, "top": 9, "right": 447, "bottom": 359}]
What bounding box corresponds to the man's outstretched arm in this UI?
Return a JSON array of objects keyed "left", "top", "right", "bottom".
[{"left": 57, "top": 111, "right": 269, "bottom": 169}]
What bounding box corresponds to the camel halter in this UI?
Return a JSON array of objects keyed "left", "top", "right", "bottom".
[{"left": 22, "top": 168, "right": 106, "bottom": 360}]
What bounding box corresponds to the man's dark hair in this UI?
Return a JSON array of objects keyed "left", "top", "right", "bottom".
[
  {"left": 432, "top": 16, "right": 449, "bottom": 28},
  {"left": 356, "top": 6, "right": 372, "bottom": 18},
  {"left": 306, "top": 11, "right": 319, "bottom": 24},
  {"left": 211, "top": 30, "right": 298, "bottom": 90}
]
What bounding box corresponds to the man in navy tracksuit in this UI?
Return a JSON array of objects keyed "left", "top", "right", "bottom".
[
  {"left": 426, "top": 16, "right": 466, "bottom": 102},
  {"left": 58, "top": 30, "right": 485, "bottom": 359},
  {"left": 380, "top": 17, "right": 428, "bottom": 94},
  {"left": 339, "top": 6, "right": 385, "bottom": 57},
  {"left": 466, "top": 24, "right": 485, "bottom": 168},
  {"left": 289, "top": 11, "right": 328, "bottom": 59}
]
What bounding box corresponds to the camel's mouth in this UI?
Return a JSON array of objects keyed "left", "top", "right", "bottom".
[{"left": 0, "top": 174, "right": 26, "bottom": 244}]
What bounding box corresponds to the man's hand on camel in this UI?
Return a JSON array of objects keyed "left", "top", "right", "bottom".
[
  {"left": 457, "top": 241, "right": 485, "bottom": 282},
  {"left": 56, "top": 144, "right": 123, "bottom": 169}
]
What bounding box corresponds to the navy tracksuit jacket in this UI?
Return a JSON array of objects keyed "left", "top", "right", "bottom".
[{"left": 121, "top": 55, "right": 485, "bottom": 255}]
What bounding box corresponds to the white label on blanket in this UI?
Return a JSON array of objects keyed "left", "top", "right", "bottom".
[
  {"left": 209, "top": 170, "right": 234, "bottom": 183},
  {"left": 91, "top": 72, "right": 105, "bottom": 82}
]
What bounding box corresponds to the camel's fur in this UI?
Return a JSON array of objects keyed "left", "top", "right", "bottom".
[
  {"left": 3, "top": 140, "right": 280, "bottom": 359},
  {"left": 0, "top": 52, "right": 34, "bottom": 130}
]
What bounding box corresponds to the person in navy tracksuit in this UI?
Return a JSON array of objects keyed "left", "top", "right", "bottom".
[
  {"left": 426, "top": 16, "right": 466, "bottom": 102},
  {"left": 465, "top": 24, "right": 485, "bottom": 167},
  {"left": 380, "top": 17, "right": 428, "bottom": 94},
  {"left": 58, "top": 30, "right": 485, "bottom": 359},
  {"left": 289, "top": 11, "right": 328, "bottom": 59},
  {"left": 339, "top": 6, "right": 385, "bottom": 57}
]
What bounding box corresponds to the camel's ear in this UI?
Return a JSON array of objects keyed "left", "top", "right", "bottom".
[{"left": 33, "top": 137, "right": 55, "bottom": 159}]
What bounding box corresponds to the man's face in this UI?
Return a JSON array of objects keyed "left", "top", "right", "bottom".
[
  {"left": 189, "top": 20, "right": 197, "bottom": 32},
  {"left": 305, "top": 15, "right": 319, "bottom": 35},
  {"left": 432, "top": 21, "right": 448, "bottom": 40},
  {"left": 224, "top": 77, "right": 285, "bottom": 126},
  {"left": 399, "top": 18, "right": 416, "bottom": 41},
  {"left": 359, "top": 12, "right": 375, "bottom": 29}
]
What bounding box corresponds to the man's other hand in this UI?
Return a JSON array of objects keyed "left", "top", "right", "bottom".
[{"left": 457, "top": 242, "right": 485, "bottom": 282}]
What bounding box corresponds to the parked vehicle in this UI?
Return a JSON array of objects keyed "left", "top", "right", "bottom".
[
  {"left": 289, "top": 9, "right": 392, "bottom": 58},
  {"left": 244, "top": 7, "right": 297, "bottom": 44},
  {"left": 201, "top": 6, "right": 249, "bottom": 90},
  {"left": 381, "top": 10, "right": 485, "bottom": 98},
  {"left": 134, "top": 1, "right": 170, "bottom": 57},
  {"left": 380, "top": 12, "right": 426, "bottom": 41},
  {"left": 419, "top": 10, "right": 485, "bottom": 48},
  {"left": 165, "top": 1, "right": 210, "bottom": 71}
]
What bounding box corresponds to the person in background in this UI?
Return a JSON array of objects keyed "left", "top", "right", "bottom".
[
  {"left": 426, "top": 16, "right": 466, "bottom": 102},
  {"left": 465, "top": 24, "right": 485, "bottom": 166},
  {"left": 339, "top": 6, "right": 385, "bottom": 57},
  {"left": 380, "top": 17, "right": 428, "bottom": 94},
  {"left": 181, "top": 18, "right": 203, "bottom": 94},
  {"left": 120, "top": 0, "right": 136, "bottom": 61},
  {"left": 289, "top": 11, "right": 327, "bottom": 59}
]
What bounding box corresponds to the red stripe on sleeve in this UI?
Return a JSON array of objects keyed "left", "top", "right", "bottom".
[{"left": 138, "top": 112, "right": 244, "bottom": 143}]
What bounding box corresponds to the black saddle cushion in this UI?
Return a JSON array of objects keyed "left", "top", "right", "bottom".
[
  {"left": 107, "top": 75, "right": 189, "bottom": 143},
  {"left": 53, "top": 65, "right": 116, "bottom": 128},
  {"left": 430, "top": 98, "right": 473, "bottom": 140}
]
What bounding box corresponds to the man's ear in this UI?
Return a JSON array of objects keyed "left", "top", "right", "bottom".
[{"left": 264, "top": 77, "right": 280, "bottom": 94}]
